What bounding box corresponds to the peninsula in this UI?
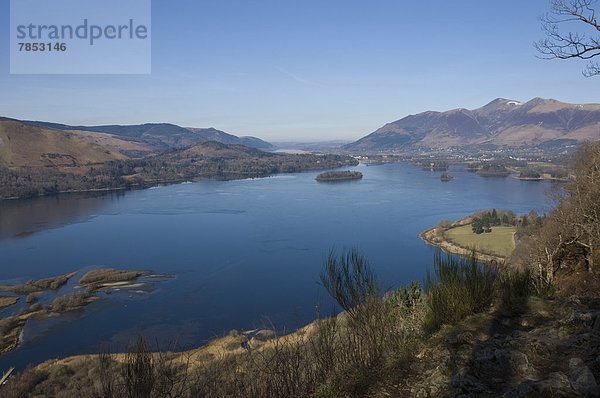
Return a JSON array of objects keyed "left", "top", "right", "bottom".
[{"left": 420, "top": 210, "right": 519, "bottom": 263}]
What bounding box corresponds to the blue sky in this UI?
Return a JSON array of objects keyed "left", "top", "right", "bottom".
[{"left": 0, "top": 0, "right": 598, "bottom": 141}]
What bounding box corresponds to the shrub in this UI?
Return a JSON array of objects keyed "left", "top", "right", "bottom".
[
  {"left": 122, "top": 336, "right": 155, "bottom": 398},
  {"left": 0, "top": 316, "right": 20, "bottom": 336},
  {"left": 51, "top": 293, "right": 89, "bottom": 312},
  {"left": 320, "top": 248, "right": 379, "bottom": 319},
  {"left": 48, "top": 275, "right": 70, "bottom": 290},
  {"left": 80, "top": 268, "right": 145, "bottom": 285},
  {"left": 9, "top": 273, "right": 73, "bottom": 294},
  {"left": 497, "top": 268, "right": 533, "bottom": 313},
  {"left": 387, "top": 281, "right": 421, "bottom": 312},
  {"left": 318, "top": 249, "right": 409, "bottom": 389},
  {"left": 438, "top": 219, "right": 453, "bottom": 229},
  {"left": 423, "top": 252, "right": 497, "bottom": 334},
  {"left": 500, "top": 268, "right": 532, "bottom": 298},
  {"left": 0, "top": 366, "right": 48, "bottom": 398},
  {"left": 25, "top": 293, "right": 38, "bottom": 304}
]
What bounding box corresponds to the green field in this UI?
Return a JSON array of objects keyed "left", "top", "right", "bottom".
[{"left": 444, "top": 225, "right": 516, "bottom": 258}]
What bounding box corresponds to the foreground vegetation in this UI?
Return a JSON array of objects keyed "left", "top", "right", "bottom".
[
  {"left": 1, "top": 249, "right": 567, "bottom": 397},
  {"left": 7, "top": 245, "right": 596, "bottom": 397},
  {"left": 1, "top": 251, "right": 497, "bottom": 397}
]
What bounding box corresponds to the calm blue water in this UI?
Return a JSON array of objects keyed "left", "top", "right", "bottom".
[{"left": 0, "top": 163, "right": 554, "bottom": 370}]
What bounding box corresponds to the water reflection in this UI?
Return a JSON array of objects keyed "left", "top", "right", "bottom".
[{"left": 0, "top": 191, "right": 125, "bottom": 240}]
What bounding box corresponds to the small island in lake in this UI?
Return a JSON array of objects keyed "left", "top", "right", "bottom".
[
  {"left": 0, "top": 268, "right": 171, "bottom": 355},
  {"left": 440, "top": 172, "right": 453, "bottom": 182},
  {"left": 315, "top": 170, "right": 363, "bottom": 182}
]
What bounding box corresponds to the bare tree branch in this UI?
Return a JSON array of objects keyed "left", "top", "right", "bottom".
[{"left": 535, "top": 0, "right": 600, "bottom": 76}]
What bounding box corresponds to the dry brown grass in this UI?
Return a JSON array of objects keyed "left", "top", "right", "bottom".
[
  {"left": 79, "top": 268, "right": 146, "bottom": 286},
  {"left": 0, "top": 120, "right": 124, "bottom": 168},
  {"left": 0, "top": 272, "right": 76, "bottom": 294},
  {"left": 0, "top": 296, "right": 18, "bottom": 309},
  {"left": 69, "top": 130, "right": 154, "bottom": 156}
]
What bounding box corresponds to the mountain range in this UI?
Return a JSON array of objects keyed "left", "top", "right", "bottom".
[
  {"left": 0, "top": 117, "right": 273, "bottom": 167},
  {"left": 345, "top": 98, "right": 600, "bottom": 152},
  {"left": 21, "top": 119, "right": 271, "bottom": 151},
  {"left": 0, "top": 120, "right": 357, "bottom": 199},
  {"left": 3, "top": 98, "right": 600, "bottom": 168}
]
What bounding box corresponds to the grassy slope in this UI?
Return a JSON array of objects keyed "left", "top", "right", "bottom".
[
  {"left": 444, "top": 225, "right": 516, "bottom": 258},
  {"left": 67, "top": 130, "right": 155, "bottom": 157},
  {"left": 0, "top": 120, "right": 125, "bottom": 168}
]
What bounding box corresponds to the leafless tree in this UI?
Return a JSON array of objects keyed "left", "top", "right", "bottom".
[
  {"left": 536, "top": 0, "right": 600, "bottom": 76},
  {"left": 510, "top": 142, "right": 600, "bottom": 293}
]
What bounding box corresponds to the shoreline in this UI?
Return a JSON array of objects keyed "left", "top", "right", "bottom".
[
  {"left": 0, "top": 165, "right": 358, "bottom": 202},
  {"left": 0, "top": 179, "right": 190, "bottom": 202},
  {"left": 419, "top": 226, "right": 506, "bottom": 264}
]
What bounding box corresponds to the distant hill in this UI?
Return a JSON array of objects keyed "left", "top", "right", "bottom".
[
  {"left": 345, "top": 98, "right": 600, "bottom": 152},
  {"left": 0, "top": 118, "right": 125, "bottom": 168},
  {"left": 139, "top": 140, "right": 358, "bottom": 182},
  {"left": 0, "top": 138, "right": 358, "bottom": 199},
  {"left": 22, "top": 120, "right": 273, "bottom": 152},
  {"left": 0, "top": 115, "right": 357, "bottom": 200},
  {"left": 182, "top": 140, "right": 266, "bottom": 157},
  {"left": 272, "top": 140, "right": 352, "bottom": 152},
  {"left": 186, "top": 127, "right": 273, "bottom": 150}
]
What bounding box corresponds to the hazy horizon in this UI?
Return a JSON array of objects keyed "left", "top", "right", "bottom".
[{"left": 3, "top": 96, "right": 598, "bottom": 144}]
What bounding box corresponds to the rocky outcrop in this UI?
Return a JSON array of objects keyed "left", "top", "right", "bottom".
[{"left": 393, "top": 294, "right": 600, "bottom": 397}]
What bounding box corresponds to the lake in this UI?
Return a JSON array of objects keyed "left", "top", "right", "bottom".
[{"left": 0, "top": 162, "right": 554, "bottom": 370}]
